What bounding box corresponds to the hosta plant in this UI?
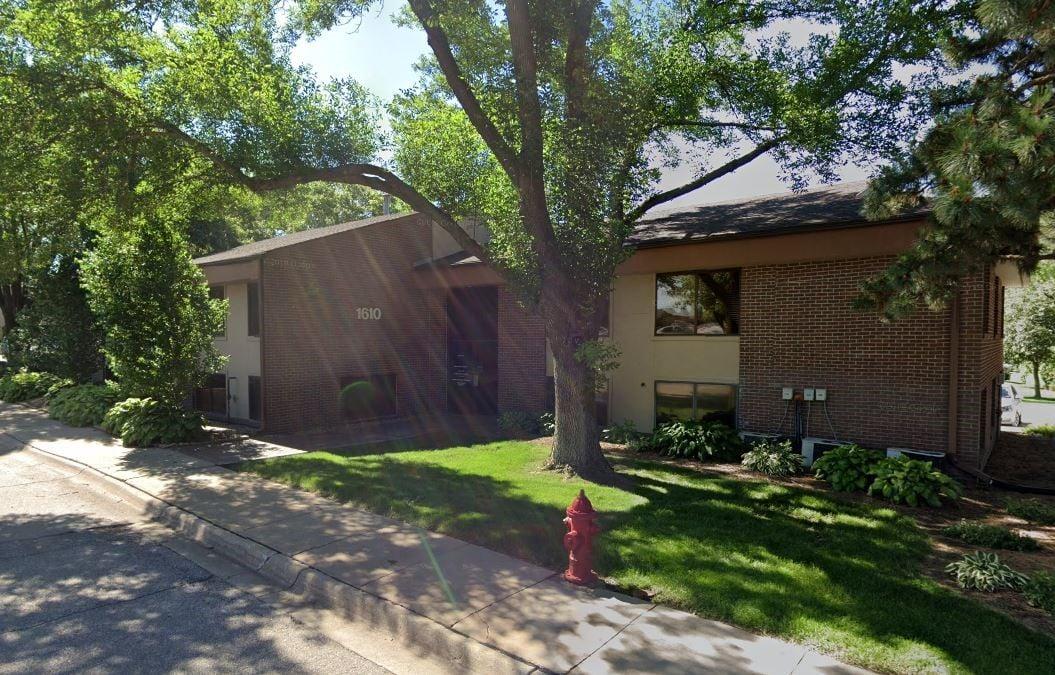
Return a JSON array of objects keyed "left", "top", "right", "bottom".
[
  {"left": 102, "top": 397, "right": 206, "bottom": 447},
  {"left": 946, "top": 551, "right": 1029, "bottom": 592},
  {"left": 812, "top": 444, "right": 882, "bottom": 491},
  {"left": 942, "top": 520, "right": 1040, "bottom": 551},
  {"left": 868, "top": 455, "right": 963, "bottom": 507},
  {"left": 741, "top": 439, "right": 802, "bottom": 476},
  {"left": 0, "top": 370, "right": 66, "bottom": 402},
  {"left": 602, "top": 419, "right": 639, "bottom": 444},
  {"left": 48, "top": 383, "right": 122, "bottom": 427},
  {"left": 649, "top": 421, "right": 744, "bottom": 461}
]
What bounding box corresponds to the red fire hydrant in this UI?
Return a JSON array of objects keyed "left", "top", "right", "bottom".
[{"left": 562, "top": 489, "right": 601, "bottom": 586}]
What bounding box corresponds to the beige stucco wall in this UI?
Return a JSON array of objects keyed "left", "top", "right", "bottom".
[
  {"left": 608, "top": 273, "right": 739, "bottom": 432},
  {"left": 213, "top": 281, "right": 261, "bottom": 421}
]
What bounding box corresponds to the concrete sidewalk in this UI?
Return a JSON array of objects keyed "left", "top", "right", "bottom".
[{"left": 0, "top": 403, "right": 868, "bottom": 675}]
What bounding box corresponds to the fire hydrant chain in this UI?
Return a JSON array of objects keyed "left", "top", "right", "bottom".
[{"left": 562, "top": 489, "right": 600, "bottom": 586}]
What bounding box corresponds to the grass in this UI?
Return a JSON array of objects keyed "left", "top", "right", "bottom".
[
  {"left": 240, "top": 441, "right": 1055, "bottom": 674},
  {"left": 1022, "top": 424, "right": 1055, "bottom": 438}
]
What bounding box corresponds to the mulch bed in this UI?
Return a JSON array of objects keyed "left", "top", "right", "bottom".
[{"left": 986, "top": 431, "right": 1055, "bottom": 490}]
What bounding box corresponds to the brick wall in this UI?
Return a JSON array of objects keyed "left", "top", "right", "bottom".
[
  {"left": 738, "top": 256, "right": 1000, "bottom": 468},
  {"left": 496, "top": 285, "right": 548, "bottom": 414},
  {"left": 257, "top": 212, "right": 548, "bottom": 432},
  {"left": 957, "top": 268, "right": 1005, "bottom": 468},
  {"left": 260, "top": 214, "right": 443, "bottom": 433}
]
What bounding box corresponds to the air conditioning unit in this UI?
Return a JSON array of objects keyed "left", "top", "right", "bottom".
[
  {"left": 887, "top": 447, "right": 947, "bottom": 469},
  {"left": 801, "top": 437, "right": 843, "bottom": 467}
]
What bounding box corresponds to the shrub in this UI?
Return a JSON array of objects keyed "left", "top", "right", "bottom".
[
  {"left": 1022, "top": 424, "right": 1055, "bottom": 438},
  {"left": 102, "top": 397, "right": 206, "bottom": 447},
  {"left": 812, "top": 444, "right": 882, "bottom": 491},
  {"left": 0, "top": 370, "right": 65, "bottom": 402},
  {"left": 868, "top": 455, "right": 963, "bottom": 507},
  {"left": 945, "top": 551, "right": 1029, "bottom": 592},
  {"left": 1006, "top": 498, "right": 1055, "bottom": 525},
  {"left": 602, "top": 419, "right": 639, "bottom": 444},
  {"left": 942, "top": 520, "right": 1041, "bottom": 551},
  {"left": 498, "top": 410, "right": 540, "bottom": 436},
  {"left": 1023, "top": 572, "right": 1055, "bottom": 614},
  {"left": 538, "top": 412, "right": 555, "bottom": 436},
  {"left": 6, "top": 256, "right": 104, "bottom": 381},
  {"left": 741, "top": 438, "right": 803, "bottom": 476},
  {"left": 48, "top": 383, "right": 122, "bottom": 427},
  {"left": 81, "top": 217, "right": 226, "bottom": 407},
  {"left": 648, "top": 421, "right": 744, "bottom": 461}
]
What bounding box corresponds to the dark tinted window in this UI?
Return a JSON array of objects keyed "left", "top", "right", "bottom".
[
  {"left": 247, "top": 282, "right": 260, "bottom": 338},
  {"left": 248, "top": 376, "right": 261, "bottom": 422},
  {"left": 655, "top": 381, "right": 736, "bottom": 427}
]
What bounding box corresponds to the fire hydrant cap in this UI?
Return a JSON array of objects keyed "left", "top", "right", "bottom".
[{"left": 567, "top": 489, "right": 597, "bottom": 517}]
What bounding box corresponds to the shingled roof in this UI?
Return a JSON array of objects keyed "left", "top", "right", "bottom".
[
  {"left": 627, "top": 180, "right": 929, "bottom": 248},
  {"left": 193, "top": 212, "right": 412, "bottom": 266}
]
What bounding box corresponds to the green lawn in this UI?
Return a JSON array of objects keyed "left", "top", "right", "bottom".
[{"left": 240, "top": 441, "right": 1055, "bottom": 674}]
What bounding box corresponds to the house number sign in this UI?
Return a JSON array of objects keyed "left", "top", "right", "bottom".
[{"left": 356, "top": 307, "right": 382, "bottom": 320}]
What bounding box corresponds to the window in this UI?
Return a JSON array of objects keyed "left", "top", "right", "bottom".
[
  {"left": 209, "top": 285, "right": 226, "bottom": 337},
  {"left": 247, "top": 282, "right": 260, "bottom": 338},
  {"left": 655, "top": 381, "right": 736, "bottom": 426},
  {"left": 655, "top": 270, "right": 739, "bottom": 335},
  {"left": 248, "top": 376, "right": 261, "bottom": 422}
]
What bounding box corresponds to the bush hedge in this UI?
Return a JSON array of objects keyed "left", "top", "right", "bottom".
[
  {"left": 0, "top": 370, "right": 67, "bottom": 402},
  {"left": 102, "top": 397, "right": 206, "bottom": 447},
  {"left": 48, "top": 383, "right": 122, "bottom": 427}
]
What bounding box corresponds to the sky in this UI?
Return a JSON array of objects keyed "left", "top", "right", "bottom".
[{"left": 291, "top": 4, "right": 869, "bottom": 207}]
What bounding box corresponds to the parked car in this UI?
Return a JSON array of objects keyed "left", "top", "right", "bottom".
[{"left": 1002, "top": 383, "right": 1023, "bottom": 427}]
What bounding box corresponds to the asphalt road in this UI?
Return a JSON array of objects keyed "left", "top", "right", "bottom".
[{"left": 0, "top": 443, "right": 390, "bottom": 674}]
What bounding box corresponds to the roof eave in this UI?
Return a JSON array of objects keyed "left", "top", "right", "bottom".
[{"left": 627, "top": 212, "right": 928, "bottom": 251}]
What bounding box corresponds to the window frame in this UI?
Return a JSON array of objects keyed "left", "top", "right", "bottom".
[
  {"left": 653, "top": 380, "right": 738, "bottom": 427},
  {"left": 654, "top": 269, "right": 740, "bottom": 337}
]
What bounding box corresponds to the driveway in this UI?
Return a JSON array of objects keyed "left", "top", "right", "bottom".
[
  {"left": 0, "top": 444, "right": 389, "bottom": 674},
  {"left": 1004, "top": 400, "right": 1055, "bottom": 433}
]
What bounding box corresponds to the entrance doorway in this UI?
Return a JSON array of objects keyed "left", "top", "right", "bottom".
[{"left": 447, "top": 286, "right": 499, "bottom": 415}]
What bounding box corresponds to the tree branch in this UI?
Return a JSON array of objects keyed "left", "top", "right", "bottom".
[
  {"left": 144, "top": 125, "right": 491, "bottom": 266},
  {"left": 407, "top": 0, "right": 520, "bottom": 182},
  {"left": 625, "top": 138, "right": 783, "bottom": 222}
]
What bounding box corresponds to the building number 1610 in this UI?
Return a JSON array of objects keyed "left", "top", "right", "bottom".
[{"left": 356, "top": 307, "right": 382, "bottom": 320}]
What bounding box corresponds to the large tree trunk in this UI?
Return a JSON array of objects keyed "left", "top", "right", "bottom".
[
  {"left": 1034, "top": 360, "right": 1043, "bottom": 399},
  {"left": 542, "top": 284, "right": 618, "bottom": 482},
  {"left": 0, "top": 280, "right": 25, "bottom": 338}
]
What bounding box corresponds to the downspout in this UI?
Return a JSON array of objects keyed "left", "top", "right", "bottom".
[
  {"left": 947, "top": 288, "right": 960, "bottom": 458},
  {"left": 258, "top": 257, "right": 266, "bottom": 431}
]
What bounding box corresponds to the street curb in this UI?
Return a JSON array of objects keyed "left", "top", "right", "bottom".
[{"left": 19, "top": 443, "right": 538, "bottom": 675}]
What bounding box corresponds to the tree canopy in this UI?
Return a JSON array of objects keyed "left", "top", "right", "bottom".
[
  {"left": 0, "top": 0, "right": 971, "bottom": 476},
  {"left": 860, "top": 0, "right": 1055, "bottom": 318}
]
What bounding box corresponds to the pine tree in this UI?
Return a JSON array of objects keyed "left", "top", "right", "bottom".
[{"left": 858, "top": 0, "right": 1055, "bottom": 318}]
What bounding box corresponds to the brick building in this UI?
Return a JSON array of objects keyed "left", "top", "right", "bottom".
[{"left": 194, "top": 181, "right": 1017, "bottom": 471}]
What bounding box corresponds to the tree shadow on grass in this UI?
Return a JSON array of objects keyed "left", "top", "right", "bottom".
[{"left": 245, "top": 449, "right": 1055, "bottom": 673}]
